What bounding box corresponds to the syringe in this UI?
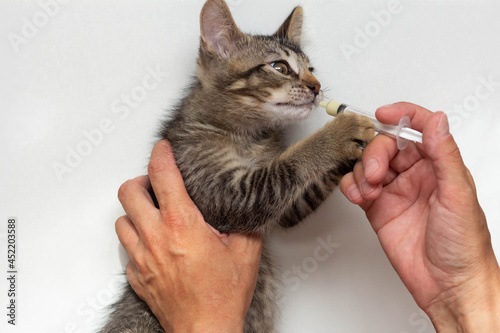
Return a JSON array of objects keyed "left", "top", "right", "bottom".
[{"left": 319, "top": 100, "right": 422, "bottom": 150}]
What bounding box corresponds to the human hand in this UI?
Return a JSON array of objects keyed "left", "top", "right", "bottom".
[
  {"left": 340, "top": 103, "right": 500, "bottom": 331},
  {"left": 115, "top": 140, "right": 262, "bottom": 333}
]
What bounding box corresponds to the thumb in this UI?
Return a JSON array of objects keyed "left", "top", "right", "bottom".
[
  {"left": 148, "top": 140, "right": 199, "bottom": 223},
  {"left": 227, "top": 232, "right": 263, "bottom": 262},
  {"left": 423, "top": 112, "right": 472, "bottom": 191}
]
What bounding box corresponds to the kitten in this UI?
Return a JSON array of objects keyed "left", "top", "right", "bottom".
[{"left": 102, "top": 0, "right": 374, "bottom": 332}]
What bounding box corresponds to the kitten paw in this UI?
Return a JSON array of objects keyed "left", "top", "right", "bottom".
[{"left": 335, "top": 113, "right": 375, "bottom": 159}]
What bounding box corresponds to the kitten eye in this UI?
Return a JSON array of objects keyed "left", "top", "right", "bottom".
[{"left": 271, "top": 61, "right": 290, "bottom": 75}]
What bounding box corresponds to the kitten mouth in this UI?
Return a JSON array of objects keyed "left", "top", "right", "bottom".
[
  {"left": 275, "top": 93, "right": 323, "bottom": 109},
  {"left": 275, "top": 102, "right": 314, "bottom": 107}
]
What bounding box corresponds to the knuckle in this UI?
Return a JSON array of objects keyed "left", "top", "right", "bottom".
[
  {"left": 126, "top": 265, "right": 144, "bottom": 296},
  {"left": 117, "top": 180, "right": 134, "bottom": 201},
  {"left": 126, "top": 263, "right": 138, "bottom": 282},
  {"left": 148, "top": 157, "right": 166, "bottom": 175},
  {"left": 129, "top": 251, "right": 151, "bottom": 277},
  {"left": 141, "top": 234, "right": 158, "bottom": 253},
  {"left": 160, "top": 207, "right": 183, "bottom": 227},
  {"left": 134, "top": 259, "right": 148, "bottom": 275},
  {"left": 126, "top": 261, "right": 134, "bottom": 275}
]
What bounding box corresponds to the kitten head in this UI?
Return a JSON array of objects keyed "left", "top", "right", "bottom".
[{"left": 196, "top": 0, "right": 322, "bottom": 128}]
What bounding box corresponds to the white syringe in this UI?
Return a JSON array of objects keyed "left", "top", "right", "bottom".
[{"left": 319, "top": 100, "right": 422, "bottom": 150}]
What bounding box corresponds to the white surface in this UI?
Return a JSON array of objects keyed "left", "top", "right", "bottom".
[{"left": 1, "top": 1, "right": 500, "bottom": 332}]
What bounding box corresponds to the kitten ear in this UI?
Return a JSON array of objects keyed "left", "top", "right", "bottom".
[
  {"left": 274, "top": 6, "right": 303, "bottom": 46},
  {"left": 200, "top": 0, "right": 243, "bottom": 59}
]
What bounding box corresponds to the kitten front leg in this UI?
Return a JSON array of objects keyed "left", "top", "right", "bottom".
[
  {"left": 276, "top": 113, "right": 374, "bottom": 228},
  {"left": 279, "top": 113, "right": 374, "bottom": 175},
  {"left": 190, "top": 113, "right": 374, "bottom": 234},
  {"left": 277, "top": 168, "right": 344, "bottom": 228}
]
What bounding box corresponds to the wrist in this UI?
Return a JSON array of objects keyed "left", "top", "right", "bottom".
[
  {"left": 176, "top": 321, "right": 244, "bottom": 333},
  {"left": 456, "top": 264, "right": 500, "bottom": 333},
  {"left": 187, "top": 324, "right": 243, "bottom": 333},
  {"left": 166, "top": 314, "right": 245, "bottom": 333},
  {"left": 425, "top": 262, "right": 500, "bottom": 332}
]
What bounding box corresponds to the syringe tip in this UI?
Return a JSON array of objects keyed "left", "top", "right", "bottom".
[{"left": 319, "top": 100, "right": 342, "bottom": 116}]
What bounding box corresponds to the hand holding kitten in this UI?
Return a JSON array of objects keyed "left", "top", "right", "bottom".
[{"left": 115, "top": 140, "right": 262, "bottom": 333}]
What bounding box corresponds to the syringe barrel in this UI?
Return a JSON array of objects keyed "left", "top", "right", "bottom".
[{"left": 338, "top": 105, "right": 400, "bottom": 140}]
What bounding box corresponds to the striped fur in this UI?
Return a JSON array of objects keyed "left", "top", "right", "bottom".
[{"left": 102, "top": 0, "right": 374, "bottom": 332}]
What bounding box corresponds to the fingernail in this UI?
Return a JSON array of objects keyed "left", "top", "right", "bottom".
[
  {"left": 380, "top": 103, "right": 394, "bottom": 109},
  {"left": 364, "top": 159, "right": 379, "bottom": 179},
  {"left": 437, "top": 113, "right": 450, "bottom": 137},
  {"left": 360, "top": 178, "right": 377, "bottom": 196},
  {"left": 348, "top": 185, "right": 362, "bottom": 203}
]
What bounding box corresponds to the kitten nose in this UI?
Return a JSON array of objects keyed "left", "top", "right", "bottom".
[
  {"left": 307, "top": 81, "right": 321, "bottom": 96},
  {"left": 303, "top": 73, "right": 321, "bottom": 96}
]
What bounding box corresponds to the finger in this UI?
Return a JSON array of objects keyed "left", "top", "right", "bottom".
[
  {"left": 227, "top": 232, "right": 263, "bottom": 264},
  {"left": 375, "top": 102, "right": 433, "bottom": 131},
  {"left": 205, "top": 222, "right": 230, "bottom": 245},
  {"left": 126, "top": 261, "right": 145, "bottom": 300},
  {"left": 148, "top": 140, "right": 196, "bottom": 219},
  {"left": 340, "top": 172, "right": 365, "bottom": 205},
  {"left": 364, "top": 101, "right": 432, "bottom": 183},
  {"left": 387, "top": 143, "right": 423, "bottom": 174},
  {"left": 422, "top": 112, "right": 471, "bottom": 191},
  {"left": 118, "top": 176, "right": 156, "bottom": 226},
  {"left": 352, "top": 160, "right": 382, "bottom": 201},
  {"left": 226, "top": 233, "right": 262, "bottom": 309},
  {"left": 382, "top": 166, "right": 398, "bottom": 186},
  {"left": 361, "top": 133, "right": 399, "bottom": 184},
  {"left": 115, "top": 215, "right": 140, "bottom": 253}
]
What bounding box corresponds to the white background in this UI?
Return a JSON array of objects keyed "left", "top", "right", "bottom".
[{"left": 1, "top": 0, "right": 500, "bottom": 332}]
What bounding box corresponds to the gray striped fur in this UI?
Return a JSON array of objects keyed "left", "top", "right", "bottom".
[{"left": 102, "top": 0, "right": 374, "bottom": 332}]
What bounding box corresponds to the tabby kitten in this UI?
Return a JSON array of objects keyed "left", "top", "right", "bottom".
[{"left": 102, "top": 0, "right": 374, "bottom": 332}]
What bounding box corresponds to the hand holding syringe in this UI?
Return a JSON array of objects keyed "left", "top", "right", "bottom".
[{"left": 319, "top": 100, "right": 423, "bottom": 150}]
